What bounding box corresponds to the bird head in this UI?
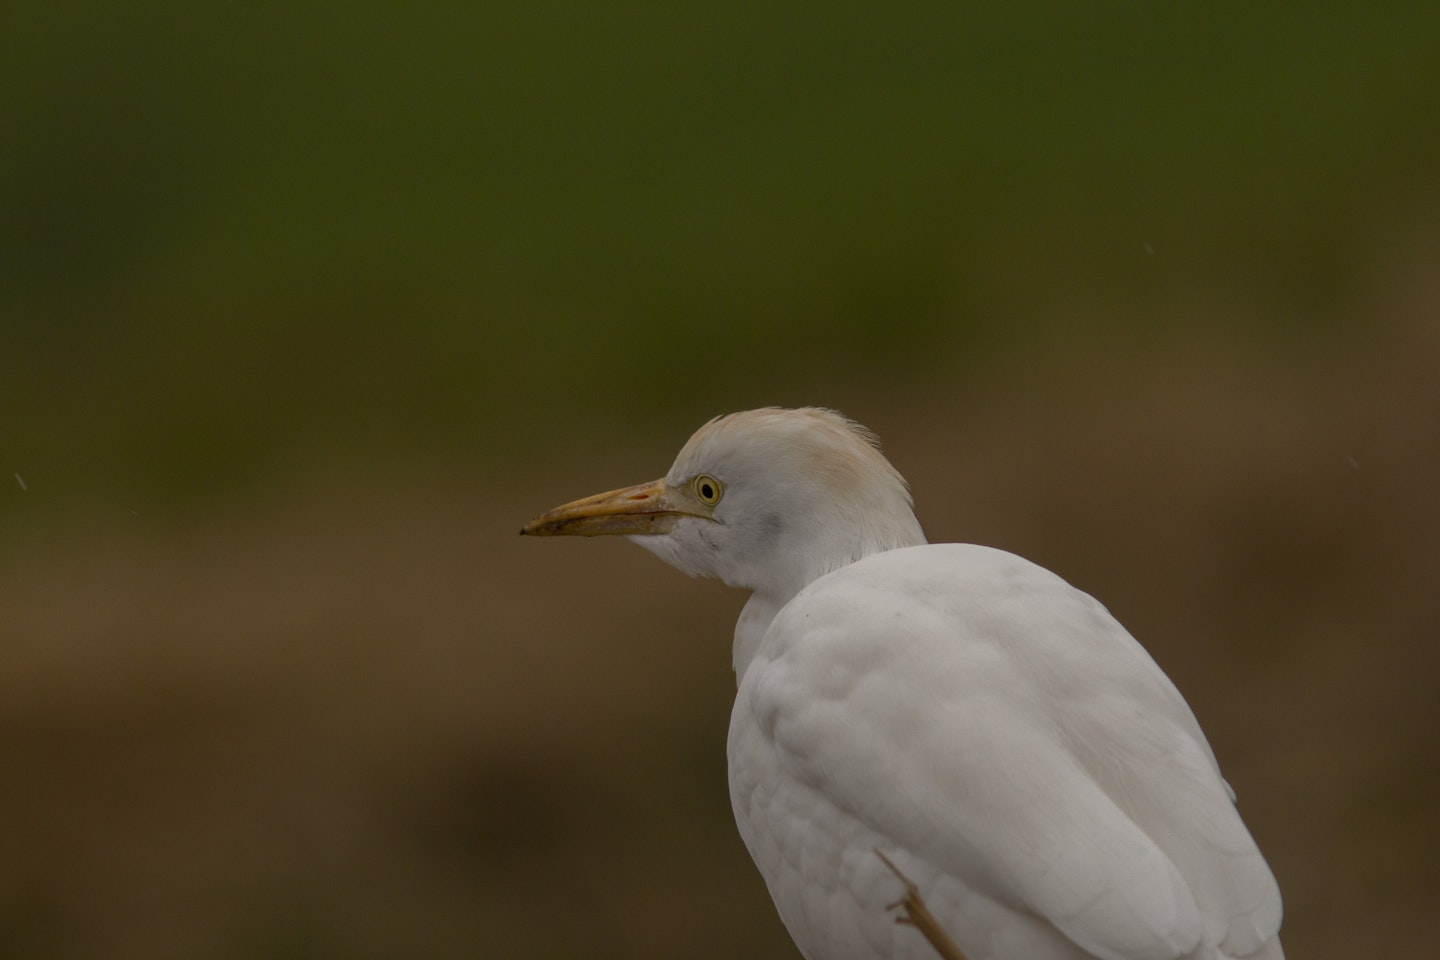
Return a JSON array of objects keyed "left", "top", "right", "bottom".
[{"left": 522, "top": 407, "right": 927, "bottom": 598}]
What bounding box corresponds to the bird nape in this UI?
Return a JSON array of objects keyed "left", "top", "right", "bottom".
[{"left": 522, "top": 407, "right": 1283, "bottom": 960}]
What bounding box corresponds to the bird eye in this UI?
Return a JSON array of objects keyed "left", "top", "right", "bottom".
[{"left": 693, "top": 474, "right": 724, "bottom": 505}]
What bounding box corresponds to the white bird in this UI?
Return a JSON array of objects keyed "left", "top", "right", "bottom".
[{"left": 522, "top": 407, "right": 1283, "bottom": 960}]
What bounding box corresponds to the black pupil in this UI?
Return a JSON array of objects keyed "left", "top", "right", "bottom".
[{"left": 701, "top": 482, "right": 714, "bottom": 499}]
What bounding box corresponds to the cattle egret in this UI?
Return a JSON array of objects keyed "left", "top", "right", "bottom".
[{"left": 522, "top": 407, "right": 1283, "bottom": 960}]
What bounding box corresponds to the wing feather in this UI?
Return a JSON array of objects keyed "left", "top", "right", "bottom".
[{"left": 745, "top": 543, "right": 1281, "bottom": 960}]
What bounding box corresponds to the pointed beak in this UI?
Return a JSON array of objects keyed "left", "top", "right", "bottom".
[{"left": 521, "top": 478, "right": 704, "bottom": 537}]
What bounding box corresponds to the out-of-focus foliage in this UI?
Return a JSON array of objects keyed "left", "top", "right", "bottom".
[{"left": 2, "top": 4, "right": 1437, "bottom": 519}]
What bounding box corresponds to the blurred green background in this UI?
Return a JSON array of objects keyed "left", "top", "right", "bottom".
[{"left": 2, "top": 5, "right": 1438, "bottom": 959}]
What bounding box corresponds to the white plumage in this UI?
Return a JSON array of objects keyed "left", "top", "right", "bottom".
[{"left": 523, "top": 407, "right": 1283, "bottom": 960}]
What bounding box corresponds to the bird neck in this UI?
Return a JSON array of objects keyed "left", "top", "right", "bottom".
[
  {"left": 730, "top": 517, "right": 927, "bottom": 683},
  {"left": 733, "top": 590, "right": 785, "bottom": 683}
]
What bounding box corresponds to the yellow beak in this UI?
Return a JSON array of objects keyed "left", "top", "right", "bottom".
[{"left": 521, "top": 478, "right": 705, "bottom": 537}]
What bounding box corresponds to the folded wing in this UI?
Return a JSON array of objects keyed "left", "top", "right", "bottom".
[{"left": 748, "top": 544, "right": 1282, "bottom": 960}]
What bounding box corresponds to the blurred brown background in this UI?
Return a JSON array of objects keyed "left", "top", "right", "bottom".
[{"left": 2, "top": 6, "right": 1438, "bottom": 959}]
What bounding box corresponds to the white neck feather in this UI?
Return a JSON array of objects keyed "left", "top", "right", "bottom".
[{"left": 729, "top": 506, "right": 926, "bottom": 683}]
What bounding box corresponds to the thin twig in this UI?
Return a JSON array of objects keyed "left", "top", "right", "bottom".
[{"left": 875, "top": 850, "right": 969, "bottom": 960}]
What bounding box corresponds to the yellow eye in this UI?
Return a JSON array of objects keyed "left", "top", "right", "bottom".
[{"left": 693, "top": 474, "right": 724, "bottom": 505}]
